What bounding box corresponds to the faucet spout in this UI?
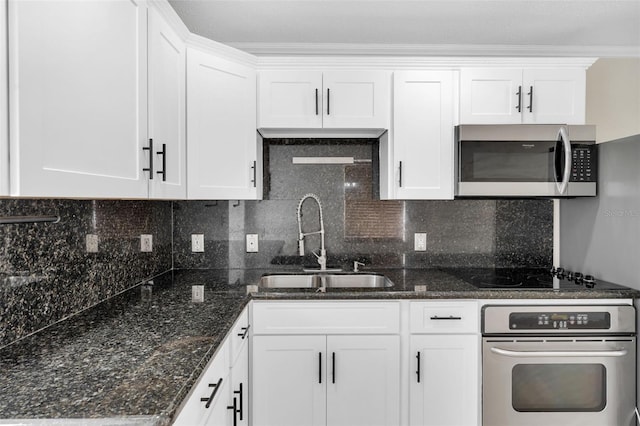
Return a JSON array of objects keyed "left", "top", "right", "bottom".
[{"left": 296, "top": 193, "right": 327, "bottom": 271}]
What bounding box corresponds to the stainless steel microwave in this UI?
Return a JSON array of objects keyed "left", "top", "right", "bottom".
[{"left": 455, "top": 124, "right": 597, "bottom": 197}]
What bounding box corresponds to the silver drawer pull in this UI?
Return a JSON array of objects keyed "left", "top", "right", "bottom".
[{"left": 430, "top": 315, "right": 462, "bottom": 320}]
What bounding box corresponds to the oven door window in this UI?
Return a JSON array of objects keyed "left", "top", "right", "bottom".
[
  {"left": 459, "top": 141, "right": 556, "bottom": 182},
  {"left": 512, "top": 364, "right": 606, "bottom": 412}
]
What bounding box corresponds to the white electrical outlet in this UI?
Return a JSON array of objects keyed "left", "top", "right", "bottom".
[
  {"left": 86, "top": 234, "right": 99, "bottom": 253},
  {"left": 192, "top": 285, "right": 205, "bottom": 303},
  {"left": 192, "top": 234, "right": 204, "bottom": 252},
  {"left": 140, "top": 234, "right": 153, "bottom": 252},
  {"left": 414, "top": 233, "right": 427, "bottom": 251},
  {"left": 246, "top": 234, "right": 259, "bottom": 252}
]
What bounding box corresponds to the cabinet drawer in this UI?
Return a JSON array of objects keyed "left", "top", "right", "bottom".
[
  {"left": 229, "top": 307, "right": 250, "bottom": 364},
  {"left": 174, "top": 340, "right": 230, "bottom": 425},
  {"left": 252, "top": 301, "right": 400, "bottom": 335},
  {"left": 410, "top": 301, "right": 478, "bottom": 334}
]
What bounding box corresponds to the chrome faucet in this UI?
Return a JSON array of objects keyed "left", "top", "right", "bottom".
[{"left": 296, "top": 193, "right": 327, "bottom": 271}]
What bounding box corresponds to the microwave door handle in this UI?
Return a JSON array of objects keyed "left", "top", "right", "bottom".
[
  {"left": 556, "top": 126, "right": 572, "bottom": 195},
  {"left": 490, "top": 347, "right": 628, "bottom": 358}
]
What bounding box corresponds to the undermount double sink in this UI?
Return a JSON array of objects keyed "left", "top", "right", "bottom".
[{"left": 259, "top": 272, "right": 394, "bottom": 289}]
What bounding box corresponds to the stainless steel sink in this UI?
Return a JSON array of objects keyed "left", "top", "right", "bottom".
[
  {"left": 258, "top": 274, "right": 320, "bottom": 289},
  {"left": 258, "top": 273, "right": 393, "bottom": 289}
]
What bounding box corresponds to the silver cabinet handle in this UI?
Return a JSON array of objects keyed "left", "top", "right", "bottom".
[{"left": 491, "top": 347, "right": 628, "bottom": 358}]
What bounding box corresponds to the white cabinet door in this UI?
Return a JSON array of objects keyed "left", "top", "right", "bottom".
[
  {"left": 522, "top": 68, "right": 586, "bottom": 125},
  {"left": 459, "top": 68, "right": 523, "bottom": 125},
  {"left": 392, "top": 71, "right": 454, "bottom": 199},
  {"left": 322, "top": 71, "right": 390, "bottom": 129},
  {"left": 258, "top": 70, "right": 323, "bottom": 128},
  {"left": 187, "top": 48, "right": 258, "bottom": 200},
  {"left": 258, "top": 70, "right": 390, "bottom": 129},
  {"left": 326, "top": 335, "right": 400, "bottom": 426},
  {"left": 252, "top": 335, "right": 326, "bottom": 426},
  {"left": 147, "top": 6, "right": 186, "bottom": 199},
  {"left": 409, "top": 335, "right": 479, "bottom": 426},
  {"left": 460, "top": 68, "right": 586, "bottom": 125},
  {"left": 9, "top": 0, "right": 149, "bottom": 198}
]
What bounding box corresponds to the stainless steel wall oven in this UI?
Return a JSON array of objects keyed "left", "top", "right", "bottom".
[{"left": 482, "top": 305, "right": 636, "bottom": 426}]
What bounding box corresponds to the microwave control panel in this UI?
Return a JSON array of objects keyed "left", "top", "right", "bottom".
[
  {"left": 509, "top": 311, "right": 611, "bottom": 330},
  {"left": 571, "top": 144, "right": 596, "bottom": 182}
]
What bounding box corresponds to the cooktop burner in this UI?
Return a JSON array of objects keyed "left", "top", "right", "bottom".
[{"left": 444, "top": 267, "right": 631, "bottom": 291}]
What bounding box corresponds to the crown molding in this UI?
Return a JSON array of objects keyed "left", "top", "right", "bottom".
[
  {"left": 187, "top": 34, "right": 258, "bottom": 67},
  {"left": 253, "top": 54, "right": 598, "bottom": 70},
  {"left": 148, "top": 0, "right": 191, "bottom": 40},
  {"left": 229, "top": 42, "right": 639, "bottom": 60}
]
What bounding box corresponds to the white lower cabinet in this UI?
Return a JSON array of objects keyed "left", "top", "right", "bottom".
[
  {"left": 409, "top": 334, "right": 479, "bottom": 426},
  {"left": 252, "top": 335, "right": 327, "bottom": 426},
  {"left": 326, "top": 335, "right": 400, "bottom": 426},
  {"left": 174, "top": 306, "right": 249, "bottom": 426},
  {"left": 251, "top": 301, "right": 401, "bottom": 426},
  {"left": 252, "top": 334, "right": 400, "bottom": 426},
  {"left": 409, "top": 301, "right": 480, "bottom": 426},
  {"left": 173, "top": 341, "right": 231, "bottom": 425}
]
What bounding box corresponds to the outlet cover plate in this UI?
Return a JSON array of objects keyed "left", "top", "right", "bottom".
[
  {"left": 140, "top": 234, "right": 153, "bottom": 252},
  {"left": 414, "top": 233, "right": 427, "bottom": 251},
  {"left": 191, "top": 285, "right": 205, "bottom": 303},
  {"left": 246, "top": 234, "right": 259, "bottom": 252},
  {"left": 191, "top": 234, "right": 204, "bottom": 252},
  {"left": 86, "top": 234, "right": 99, "bottom": 253}
]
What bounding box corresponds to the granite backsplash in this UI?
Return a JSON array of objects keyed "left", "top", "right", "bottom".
[
  {"left": 172, "top": 198, "right": 553, "bottom": 271},
  {"left": 173, "top": 140, "right": 553, "bottom": 272},
  {"left": 0, "top": 199, "right": 172, "bottom": 348}
]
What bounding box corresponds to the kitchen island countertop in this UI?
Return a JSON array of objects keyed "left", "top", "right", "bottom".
[{"left": 1, "top": 268, "right": 638, "bottom": 424}]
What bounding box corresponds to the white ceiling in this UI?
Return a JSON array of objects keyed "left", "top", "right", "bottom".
[{"left": 168, "top": 0, "right": 640, "bottom": 56}]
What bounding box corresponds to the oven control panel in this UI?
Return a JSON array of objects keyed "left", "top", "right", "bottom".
[{"left": 509, "top": 312, "right": 611, "bottom": 330}]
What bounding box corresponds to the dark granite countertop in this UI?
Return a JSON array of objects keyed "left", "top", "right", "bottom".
[
  {"left": 246, "top": 267, "right": 640, "bottom": 300},
  {"left": 0, "top": 270, "right": 248, "bottom": 425},
  {"left": 1, "top": 267, "right": 638, "bottom": 424}
]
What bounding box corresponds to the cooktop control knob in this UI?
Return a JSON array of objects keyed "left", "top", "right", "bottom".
[
  {"left": 567, "top": 271, "right": 574, "bottom": 281},
  {"left": 583, "top": 275, "right": 596, "bottom": 288},
  {"left": 574, "top": 272, "right": 584, "bottom": 284},
  {"left": 556, "top": 267, "right": 565, "bottom": 279}
]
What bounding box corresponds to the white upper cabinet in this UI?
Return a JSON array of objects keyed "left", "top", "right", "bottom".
[
  {"left": 386, "top": 71, "right": 455, "bottom": 200},
  {"left": 258, "top": 70, "right": 323, "bottom": 128},
  {"left": 147, "top": 6, "right": 186, "bottom": 199},
  {"left": 186, "top": 48, "right": 259, "bottom": 200},
  {"left": 460, "top": 68, "right": 586, "bottom": 124},
  {"left": 0, "top": 0, "right": 8, "bottom": 196},
  {"left": 258, "top": 70, "right": 390, "bottom": 129},
  {"left": 9, "top": 0, "right": 149, "bottom": 198},
  {"left": 521, "top": 68, "right": 586, "bottom": 124}
]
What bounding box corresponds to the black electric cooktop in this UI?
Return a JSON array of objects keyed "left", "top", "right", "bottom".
[{"left": 443, "top": 267, "right": 632, "bottom": 291}]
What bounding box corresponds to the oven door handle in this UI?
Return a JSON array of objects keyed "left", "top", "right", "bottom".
[
  {"left": 490, "top": 347, "right": 628, "bottom": 358},
  {"left": 556, "top": 125, "right": 572, "bottom": 195}
]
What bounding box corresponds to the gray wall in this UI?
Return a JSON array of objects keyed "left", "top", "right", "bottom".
[{"left": 560, "top": 134, "right": 640, "bottom": 288}]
